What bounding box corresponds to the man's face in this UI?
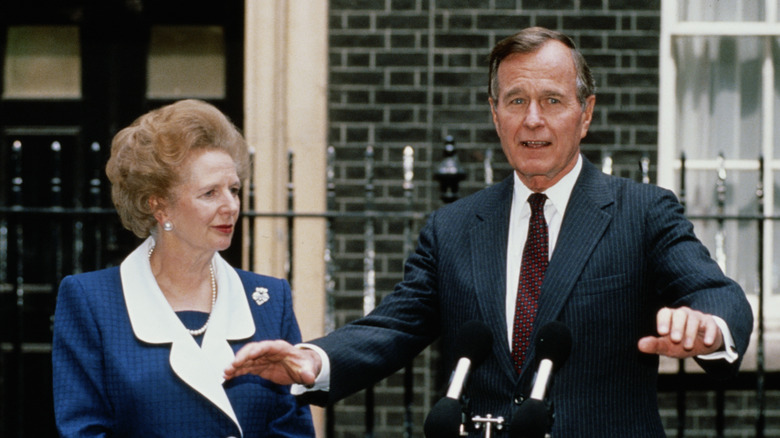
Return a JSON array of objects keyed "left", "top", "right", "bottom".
[{"left": 489, "top": 40, "right": 595, "bottom": 192}]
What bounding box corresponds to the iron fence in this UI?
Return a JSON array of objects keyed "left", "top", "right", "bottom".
[{"left": 0, "top": 138, "right": 774, "bottom": 437}]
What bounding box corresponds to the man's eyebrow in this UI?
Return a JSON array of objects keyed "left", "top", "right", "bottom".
[
  {"left": 501, "top": 87, "right": 567, "bottom": 99},
  {"left": 501, "top": 86, "right": 526, "bottom": 98}
]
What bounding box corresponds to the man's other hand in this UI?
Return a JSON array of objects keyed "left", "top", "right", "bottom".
[{"left": 637, "top": 306, "right": 724, "bottom": 358}]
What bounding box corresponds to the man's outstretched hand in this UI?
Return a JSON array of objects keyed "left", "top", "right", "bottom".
[
  {"left": 223, "top": 340, "right": 322, "bottom": 386},
  {"left": 637, "top": 306, "right": 724, "bottom": 359}
]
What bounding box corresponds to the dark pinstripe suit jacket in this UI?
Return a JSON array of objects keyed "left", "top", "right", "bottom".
[{"left": 310, "top": 157, "right": 753, "bottom": 437}]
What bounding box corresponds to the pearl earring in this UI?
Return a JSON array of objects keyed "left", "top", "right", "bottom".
[{"left": 163, "top": 221, "right": 173, "bottom": 231}]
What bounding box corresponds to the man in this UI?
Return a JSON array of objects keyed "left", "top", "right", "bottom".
[{"left": 225, "top": 27, "right": 753, "bottom": 436}]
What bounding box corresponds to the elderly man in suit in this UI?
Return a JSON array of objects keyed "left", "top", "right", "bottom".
[{"left": 225, "top": 27, "right": 753, "bottom": 437}]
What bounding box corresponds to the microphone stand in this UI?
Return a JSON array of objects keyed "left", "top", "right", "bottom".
[{"left": 471, "top": 414, "right": 505, "bottom": 438}]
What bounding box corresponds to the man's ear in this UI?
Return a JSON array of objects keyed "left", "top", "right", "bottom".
[
  {"left": 579, "top": 95, "right": 596, "bottom": 139},
  {"left": 488, "top": 97, "right": 500, "bottom": 133}
]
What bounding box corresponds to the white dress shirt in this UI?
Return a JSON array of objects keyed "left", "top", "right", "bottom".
[{"left": 504, "top": 155, "right": 582, "bottom": 347}]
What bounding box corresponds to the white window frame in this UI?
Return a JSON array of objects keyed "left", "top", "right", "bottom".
[{"left": 658, "top": 0, "right": 780, "bottom": 371}]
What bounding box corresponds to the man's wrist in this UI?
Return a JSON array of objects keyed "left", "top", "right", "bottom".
[
  {"left": 698, "top": 316, "right": 738, "bottom": 363},
  {"left": 291, "top": 343, "right": 331, "bottom": 394},
  {"left": 294, "top": 345, "right": 321, "bottom": 388}
]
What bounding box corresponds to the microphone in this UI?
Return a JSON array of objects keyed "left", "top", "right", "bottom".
[
  {"left": 529, "top": 321, "right": 572, "bottom": 400},
  {"left": 424, "top": 320, "right": 494, "bottom": 438},
  {"left": 510, "top": 321, "right": 572, "bottom": 438},
  {"left": 446, "top": 320, "right": 493, "bottom": 400},
  {"left": 423, "top": 397, "right": 463, "bottom": 438},
  {"left": 510, "top": 398, "right": 547, "bottom": 438}
]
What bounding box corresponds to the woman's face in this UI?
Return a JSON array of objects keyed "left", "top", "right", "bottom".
[{"left": 159, "top": 149, "right": 241, "bottom": 255}]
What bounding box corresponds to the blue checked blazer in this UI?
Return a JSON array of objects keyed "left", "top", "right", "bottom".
[
  {"left": 52, "top": 265, "right": 314, "bottom": 438},
  {"left": 309, "top": 156, "right": 753, "bottom": 437}
]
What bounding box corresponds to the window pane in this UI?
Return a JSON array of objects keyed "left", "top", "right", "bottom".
[
  {"left": 774, "top": 38, "right": 780, "bottom": 156},
  {"left": 678, "top": 0, "right": 764, "bottom": 22},
  {"left": 3, "top": 26, "right": 81, "bottom": 99},
  {"left": 147, "top": 26, "right": 226, "bottom": 99},
  {"left": 674, "top": 36, "right": 763, "bottom": 160},
  {"left": 683, "top": 169, "right": 759, "bottom": 216},
  {"left": 684, "top": 168, "right": 760, "bottom": 296},
  {"left": 689, "top": 216, "right": 760, "bottom": 294}
]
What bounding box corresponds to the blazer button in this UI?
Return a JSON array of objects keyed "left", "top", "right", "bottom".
[{"left": 514, "top": 396, "right": 525, "bottom": 405}]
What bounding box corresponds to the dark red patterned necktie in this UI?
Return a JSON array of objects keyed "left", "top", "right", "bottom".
[{"left": 511, "top": 193, "right": 548, "bottom": 373}]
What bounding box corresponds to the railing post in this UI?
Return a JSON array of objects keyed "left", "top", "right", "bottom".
[
  {"left": 677, "top": 152, "right": 686, "bottom": 438},
  {"left": 325, "top": 146, "right": 337, "bottom": 438},
  {"left": 715, "top": 153, "right": 727, "bottom": 273},
  {"left": 434, "top": 136, "right": 466, "bottom": 204},
  {"left": 0, "top": 218, "right": 6, "bottom": 285},
  {"left": 640, "top": 154, "right": 650, "bottom": 184},
  {"left": 325, "top": 146, "right": 337, "bottom": 335},
  {"left": 51, "top": 141, "right": 64, "bottom": 289},
  {"left": 246, "top": 147, "right": 256, "bottom": 271},
  {"left": 679, "top": 152, "right": 686, "bottom": 209},
  {"left": 402, "top": 145, "right": 415, "bottom": 438},
  {"left": 363, "top": 145, "right": 376, "bottom": 438},
  {"left": 714, "top": 153, "right": 727, "bottom": 438},
  {"left": 11, "top": 139, "right": 25, "bottom": 438},
  {"left": 483, "top": 148, "right": 494, "bottom": 186},
  {"left": 286, "top": 149, "right": 295, "bottom": 285},
  {"left": 602, "top": 151, "right": 613, "bottom": 175},
  {"left": 756, "top": 155, "right": 766, "bottom": 438}
]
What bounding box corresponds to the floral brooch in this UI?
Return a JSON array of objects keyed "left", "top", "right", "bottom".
[{"left": 252, "top": 287, "right": 270, "bottom": 306}]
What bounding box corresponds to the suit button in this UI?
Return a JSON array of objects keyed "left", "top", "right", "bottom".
[{"left": 514, "top": 396, "right": 524, "bottom": 405}]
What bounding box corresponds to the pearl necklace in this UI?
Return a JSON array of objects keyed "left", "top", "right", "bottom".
[{"left": 148, "top": 246, "right": 217, "bottom": 336}]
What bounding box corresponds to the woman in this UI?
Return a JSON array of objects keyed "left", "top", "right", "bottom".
[{"left": 52, "top": 99, "right": 314, "bottom": 437}]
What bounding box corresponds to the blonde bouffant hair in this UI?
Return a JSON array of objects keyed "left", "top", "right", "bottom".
[{"left": 106, "top": 99, "right": 249, "bottom": 238}]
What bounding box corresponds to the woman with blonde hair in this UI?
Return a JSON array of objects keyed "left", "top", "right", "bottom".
[{"left": 53, "top": 99, "right": 314, "bottom": 437}]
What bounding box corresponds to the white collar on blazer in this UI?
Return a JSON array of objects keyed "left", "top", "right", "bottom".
[{"left": 120, "top": 237, "right": 255, "bottom": 436}]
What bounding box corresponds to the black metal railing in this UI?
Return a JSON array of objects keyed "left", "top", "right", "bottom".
[
  {"left": 0, "top": 137, "right": 774, "bottom": 438},
  {"left": 674, "top": 152, "right": 768, "bottom": 438}
]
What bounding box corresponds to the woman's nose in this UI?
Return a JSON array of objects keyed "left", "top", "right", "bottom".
[{"left": 220, "top": 190, "right": 240, "bottom": 214}]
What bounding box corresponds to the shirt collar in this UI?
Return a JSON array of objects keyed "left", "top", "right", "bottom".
[
  {"left": 120, "top": 237, "right": 255, "bottom": 434},
  {"left": 512, "top": 153, "right": 583, "bottom": 216}
]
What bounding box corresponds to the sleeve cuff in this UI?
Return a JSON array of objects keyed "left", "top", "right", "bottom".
[
  {"left": 697, "top": 315, "right": 738, "bottom": 363},
  {"left": 290, "top": 343, "right": 331, "bottom": 395}
]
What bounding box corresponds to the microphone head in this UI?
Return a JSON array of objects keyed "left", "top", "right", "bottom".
[
  {"left": 424, "top": 397, "right": 463, "bottom": 438},
  {"left": 509, "top": 398, "right": 548, "bottom": 438},
  {"left": 454, "top": 320, "right": 493, "bottom": 366},
  {"left": 535, "top": 321, "right": 572, "bottom": 369}
]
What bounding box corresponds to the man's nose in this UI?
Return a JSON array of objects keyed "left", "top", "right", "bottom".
[{"left": 523, "top": 101, "right": 544, "bottom": 128}]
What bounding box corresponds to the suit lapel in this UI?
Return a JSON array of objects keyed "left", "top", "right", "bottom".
[
  {"left": 468, "top": 161, "right": 614, "bottom": 381},
  {"left": 531, "top": 159, "right": 614, "bottom": 350},
  {"left": 468, "top": 177, "right": 519, "bottom": 382}
]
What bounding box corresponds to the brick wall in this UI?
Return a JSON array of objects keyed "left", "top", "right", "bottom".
[{"left": 325, "top": 1, "right": 772, "bottom": 437}]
